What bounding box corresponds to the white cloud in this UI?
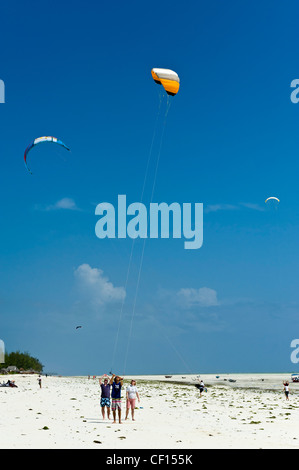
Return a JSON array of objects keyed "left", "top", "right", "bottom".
[
  {"left": 74, "top": 264, "right": 126, "bottom": 306},
  {"left": 205, "top": 202, "right": 265, "bottom": 213},
  {"left": 52, "top": 198, "right": 78, "bottom": 210},
  {"left": 204, "top": 204, "right": 239, "bottom": 213},
  {"left": 35, "top": 198, "right": 80, "bottom": 211},
  {"left": 47, "top": 197, "right": 80, "bottom": 211},
  {"left": 239, "top": 202, "right": 265, "bottom": 212},
  {"left": 176, "top": 287, "right": 219, "bottom": 308}
]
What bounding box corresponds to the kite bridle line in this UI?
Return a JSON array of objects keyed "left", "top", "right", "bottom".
[
  {"left": 122, "top": 93, "right": 172, "bottom": 376},
  {"left": 110, "top": 90, "right": 165, "bottom": 374}
]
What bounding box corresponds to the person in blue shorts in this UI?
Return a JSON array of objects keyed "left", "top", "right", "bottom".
[
  {"left": 99, "top": 374, "right": 111, "bottom": 419},
  {"left": 110, "top": 374, "right": 124, "bottom": 424}
]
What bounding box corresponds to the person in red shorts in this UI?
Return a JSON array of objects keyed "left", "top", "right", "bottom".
[{"left": 125, "top": 379, "right": 140, "bottom": 421}]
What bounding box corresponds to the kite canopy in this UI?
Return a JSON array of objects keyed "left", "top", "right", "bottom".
[
  {"left": 151, "top": 68, "right": 180, "bottom": 96},
  {"left": 24, "top": 136, "right": 70, "bottom": 174},
  {"left": 265, "top": 197, "right": 280, "bottom": 203}
]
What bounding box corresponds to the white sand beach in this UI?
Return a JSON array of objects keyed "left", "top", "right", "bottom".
[{"left": 0, "top": 373, "right": 298, "bottom": 449}]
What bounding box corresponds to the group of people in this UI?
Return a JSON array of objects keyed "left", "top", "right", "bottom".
[
  {"left": 99, "top": 374, "right": 140, "bottom": 424},
  {"left": 0, "top": 379, "right": 18, "bottom": 388}
]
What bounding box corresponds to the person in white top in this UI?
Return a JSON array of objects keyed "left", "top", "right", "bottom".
[
  {"left": 283, "top": 381, "right": 290, "bottom": 400},
  {"left": 125, "top": 379, "right": 140, "bottom": 421}
]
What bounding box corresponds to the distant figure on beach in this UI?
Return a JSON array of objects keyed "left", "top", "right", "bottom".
[
  {"left": 38, "top": 375, "right": 42, "bottom": 389},
  {"left": 110, "top": 374, "right": 124, "bottom": 424},
  {"left": 125, "top": 380, "right": 140, "bottom": 421},
  {"left": 195, "top": 379, "right": 205, "bottom": 397},
  {"left": 283, "top": 381, "right": 290, "bottom": 400},
  {"left": 99, "top": 374, "right": 111, "bottom": 420}
]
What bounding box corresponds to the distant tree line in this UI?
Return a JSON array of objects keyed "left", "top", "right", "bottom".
[{"left": 2, "top": 351, "right": 43, "bottom": 372}]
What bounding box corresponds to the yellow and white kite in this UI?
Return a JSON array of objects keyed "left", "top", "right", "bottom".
[{"left": 151, "top": 68, "right": 180, "bottom": 96}]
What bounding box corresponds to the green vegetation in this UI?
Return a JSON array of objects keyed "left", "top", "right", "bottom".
[{"left": 2, "top": 351, "right": 43, "bottom": 372}]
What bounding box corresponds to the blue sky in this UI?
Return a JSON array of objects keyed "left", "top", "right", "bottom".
[{"left": 0, "top": 0, "right": 299, "bottom": 375}]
